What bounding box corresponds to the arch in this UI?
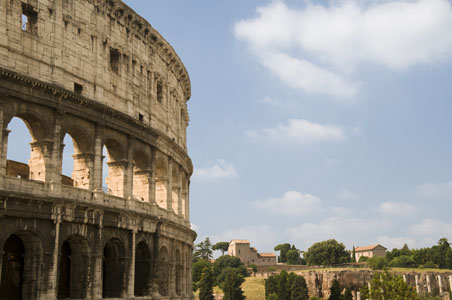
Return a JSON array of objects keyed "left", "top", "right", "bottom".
[
  {"left": 61, "top": 127, "right": 94, "bottom": 189},
  {"left": 0, "top": 235, "right": 24, "bottom": 300},
  {"left": 0, "top": 231, "right": 43, "bottom": 300},
  {"left": 157, "top": 245, "right": 170, "bottom": 296},
  {"left": 134, "top": 241, "right": 151, "bottom": 296},
  {"left": 174, "top": 248, "right": 182, "bottom": 296},
  {"left": 6, "top": 115, "right": 49, "bottom": 182},
  {"left": 132, "top": 150, "right": 150, "bottom": 202},
  {"left": 103, "top": 139, "right": 125, "bottom": 197},
  {"left": 155, "top": 157, "right": 167, "bottom": 209},
  {"left": 103, "top": 238, "right": 125, "bottom": 298},
  {"left": 57, "top": 235, "right": 90, "bottom": 299}
]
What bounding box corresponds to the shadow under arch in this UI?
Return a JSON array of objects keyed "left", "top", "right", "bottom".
[
  {"left": 134, "top": 240, "right": 152, "bottom": 296},
  {"left": 155, "top": 157, "right": 168, "bottom": 209},
  {"left": 102, "top": 238, "right": 125, "bottom": 298},
  {"left": 133, "top": 150, "right": 150, "bottom": 202},
  {"left": 174, "top": 248, "right": 182, "bottom": 296},
  {"left": 157, "top": 245, "right": 170, "bottom": 296},
  {"left": 103, "top": 138, "right": 125, "bottom": 197},
  {"left": 57, "top": 234, "right": 91, "bottom": 299}
]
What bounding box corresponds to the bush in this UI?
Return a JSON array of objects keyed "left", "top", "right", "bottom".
[
  {"left": 420, "top": 261, "right": 439, "bottom": 269},
  {"left": 358, "top": 256, "right": 369, "bottom": 262},
  {"left": 249, "top": 264, "right": 257, "bottom": 272},
  {"left": 367, "top": 256, "right": 388, "bottom": 270},
  {"left": 388, "top": 255, "right": 416, "bottom": 268}
]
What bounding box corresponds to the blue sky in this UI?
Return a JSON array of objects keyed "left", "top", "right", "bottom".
[{"left": 7, "top": 0, "right": 452, "bottom": 254}]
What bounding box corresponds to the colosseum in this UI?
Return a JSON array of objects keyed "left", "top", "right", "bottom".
[{"left": 0, "top": 0, "right": 196, "bottom": 299}]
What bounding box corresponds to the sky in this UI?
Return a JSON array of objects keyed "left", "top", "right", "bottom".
[{"left": 7, "top": 0, "right": 452, "bottom": 255}]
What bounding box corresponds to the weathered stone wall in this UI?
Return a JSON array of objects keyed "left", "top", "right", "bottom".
[{"left": 0, "top": 0, "right": 196, "bottom": 299}]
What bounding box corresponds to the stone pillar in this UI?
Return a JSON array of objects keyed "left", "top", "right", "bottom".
[
  {"left": 92, "top": 125, "right": 103, "bottom": 191},
  {"left": 178, "top": 170, "right": 183, "bottom": 217},
  {"left": 356, "top": 291, "right": 361, "bottom": 300},
  {"left": 128, "top": 229, "right": 137, "bottom": 297},
  {"left": 148, "top": 148, "right": 156, "bottom": 205},
  {"left": 167, "top": 157, "right": 173, "bottom": 211},
  {"left": 185, "top": 179, "right": 190, "bottom": 223},
  {"left": 0, "top": 97, "right": 5, "bottom": 184},
  {"left": 449, "top": 275, "right": 452, "bottom": 293},
  {"left": 403, "top": 274, "right": 407, "bottom": 283},
  {"left": 427, "top": 274, "right": 432, "bottom": 293},
  {"left": 415, "top": 274, "right": 420, "bottom": 293},
  {"left": 92, "top": 214, "right": 103, "bottom": 299},
  {"left": 187, "top": 246, "right": 194, "bottom": 298},
  {"left": 124, "top": 138, "right": 134, "bottom": 200},
  {"left": 48, "top": 111, "right": 62, "bottom": 194},
  {"left": 438, "top": 275, "right": 443, "bottom": 295},
  {"left": 47, "top": 206, "right": 62, "bottom": 299}
]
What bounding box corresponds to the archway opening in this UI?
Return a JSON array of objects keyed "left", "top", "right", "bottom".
[
  {"left": 6, "top": 116, "right": 46, "bottom": 181},
  {"left": 57, "top": 241, "right": 71, "bottom": 299},
  {"left": 103, "top": 140, "right": 124, "bottom": 197},
  {"left": 133, "top": 151, "right": 149, "bottom": 202},
  {"left": 103, "top": 238, "right": 125, "bottom": 298},
  {"left": 157, "top": 246, "right": 169, "bottom": 296},
  {"left": 61, "top": 134, "right": 75, "bottom": 187},
  {"left": 134, "top": 241, "right": 151, "bottom": 296},
  {"left": 0, "top": 234, "right": 25, "bottom": 300}
]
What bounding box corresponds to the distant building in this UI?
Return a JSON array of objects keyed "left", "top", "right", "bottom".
[
  {"left": 355, "top": 244, "right": 387, "bottom": 262},
  {"left": 228, "top": 240, "right": 277, "bottom": 268}
]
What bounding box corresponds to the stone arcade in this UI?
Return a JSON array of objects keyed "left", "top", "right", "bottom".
[{"left": 0, "top": 0, "right": 196, "bottom": 299}]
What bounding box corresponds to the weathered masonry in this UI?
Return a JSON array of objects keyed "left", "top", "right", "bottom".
[{"left": 0, "top": 0, "right": 196, "bottom": 299}]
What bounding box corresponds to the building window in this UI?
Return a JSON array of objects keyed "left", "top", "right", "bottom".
[
  {"left": 157, "top": 82, "right": 163, "bottom": 102},
  {"left": 74, "top": 83, "right": 83, "bottom": 95},
  {"left": 238, "top": 249, "right": 240, "bottom": 254},
  {"left": 138, "top": 113, "right": 144, "bottom": 122},
  {"left": 21, "top": 3, "right": 38, "bottom": 34},
  {"left": 110, "top": 48, "right": 120, "bottom": 74}
]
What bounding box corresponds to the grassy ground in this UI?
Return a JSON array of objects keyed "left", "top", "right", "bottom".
[{"left": 242, "top": 277, "right": 266, "bottom": 300}]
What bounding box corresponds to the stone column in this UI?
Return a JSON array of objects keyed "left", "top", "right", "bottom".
[
  {"left": 415, "top": 274, "right": 420, "bottom": 293},
  {"left": 124, "top": 138, "right": 134, "bottom": 200},
  {"left": 47, "top": 206, "right": 62, "bottom": 299},
  {"left": 148, "top": 148, "right": 156, "bottom": 205},
  {"left": 92, "top": 214, "right": 104, "bottom": 299},
  {"left": 167, "top": 157, "right": 173, "bottom": 212},
  {"left": 92, "top": 125, "right": 103, "bottom": 191},
  {"left": 127, "top": 229, "right": 137, "bottom": 297},
  {"left": 438, "top": 275, "right": 443, "bottom": 295},
  {"left": 48, "top": 111, "right": 62, "bottom": 194},
  {"left": 178, "top": 170, "right": 183, "bottom": 217},
  {"left": 427, "top": 274, "right": 432, "bottom": 293},
  {"left": 0, "top": 97, "right": 5, "bottom": 184},
  {"left": 449, "top": 275, "right": 452, "bottom": 293},
  {"left": 187, "top": 246, "right": 194, "bottom": 297},
  {"left": 185, "top": 179, "right": 190, "bottom": 223}
]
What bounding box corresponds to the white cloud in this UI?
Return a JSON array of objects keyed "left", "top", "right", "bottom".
[
  {"left": 234, "top": 0, "right": 452, "bottom": 98},
  {"left": 191, "top": 223, "right": 199, "bottom": 231},
  {"left": 247, "top": 118, "right": 345, "bottom": 144},
  {"left": 287, "top": 217, "right": 393, "bottom": 249},
  {"left": 211, "top": 225, "right": 279, "bottom": 253},
  {"left": 338, "top": 189, "right": 360, "bottom": 201},
  {"left": 259, "top": 96, "right": 280, "bottom": 105},
  {"left": 415, "top": 181, "right": 452, "bottom": 198},
  {"left": 409, "top": 219, "right": 452, "bottom": 237},
  {"left": 256, "top": 190, "right": 322, "bottom": 215},
  {"left": 193, "top": 159, "right": 238, "bottom": 181},
  {"left": 377, "top": 201, "right": 421, "bottom": 216},
  {"left": 377, "top": 236, "right": 416, "bottom": 250}
]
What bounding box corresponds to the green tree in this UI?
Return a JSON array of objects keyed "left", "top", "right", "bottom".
[
  {"left": 265, "top": 275, "right": 279, "bottom": 299},
  {"left": 198, "top": 266, "right": 214, "bottom": 300},
  {"left": 212, "top": 255, "right": 247, "bottom": 282},
  {"left": 290, "top": 275, "right": 309, "bottom": 300},
  {"left": 194, "top": 237, "right": 213, "bottom": 261},
  {"left": 275, "top": 243, "right": 291, "bottom": 263},
  {"left": 213, "top": 241, "right": 230, "bottom": 256},
  {"left": 367, "top": 256, "right": 388, "bottom": 270},
  {"left": 352, "top": 246, "right": 356, "bottom": 262},
  {"left": 221, "top": 268, "right": 245, "bottom": 300},
  {"left": 388, "top": 255, "right": 416, "bottom": 268},
  {"left": 358, "top": 256, "right": 368, "bottom": 262},
  {"left": 343, "top": 288, "right": 353, "bottom": 300},
  {"left": 287, "top": 249, "right": 302, "bottom": 265},
  {"left": 192, "top": 259, "right": 212, "bottom": 284},
  {"left": 329, "top": 279, "right": 342, "bottom": 300},
  {"left": 304, "top": 239, "right": 350, "bottom": 266},
  {"left": 277, "top": 270, "right": 289, "bottom": 300},
  {"left": 360, "top": 270, "right": 418, "bottom": 300}
]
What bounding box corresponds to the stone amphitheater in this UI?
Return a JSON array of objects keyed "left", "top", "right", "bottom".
[{"left": 0, "top": 0, "right": 196, "bottom": 299}]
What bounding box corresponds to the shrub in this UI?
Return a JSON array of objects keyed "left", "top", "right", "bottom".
[{"left": 367, "top": 256, "right": 388, "bottom": 270}]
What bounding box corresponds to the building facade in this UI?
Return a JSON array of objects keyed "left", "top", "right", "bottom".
[
  {"left": 355, "top": 244, "right": 387, "bottom": 262},
  {"left": 0, "top": 0, "right": 195, "bottom": 299},
  {"left": 228, "top": 240, "right": 277, "bottom": 268}
]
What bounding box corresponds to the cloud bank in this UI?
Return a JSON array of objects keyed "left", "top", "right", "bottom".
[{"left": 193, "top": 159, "right": 238, "bottom": 181}]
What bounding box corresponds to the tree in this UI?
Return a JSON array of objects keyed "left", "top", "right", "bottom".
[
  {"left": 290, "top": 275, "right": 309, "bottom": 300},
  {"left": 343, "top": 288, "right": 353, "bottom": 300},
  {"left": 304, "top": 239, "right": 350, "bottom": 266},
  {"left": 265, "top": 274, "right": 278, "bottom": 299},
  {"left": 193, "top": 259, "right": 212, "bottom": 284},
  {"left": 360, "top": 270, "right": 418, "bottom": 300},
  {"left": 287, "top": 249, "right": 302, "bottom": 265},
  {"left": 277, "top": 270, "right": 289, "bottom": 300},
  {"left": 367, "top": 256, "right": 388, "bottom": 270},
  {"left": 198, "top": 266, "right": 214, "bottom": 300},
  {"left": 194, "top": 237, "right": 213, "bottom": 261},
  {"left": 275, "top": 243, "right": 291, "bottom": 263},
  {"left": 352, "top": 246, "right": 356, "bottom": 262},
  {"left": 212, "top": 255, "right": 247, "bottom": 282},
  {"left": 329, "top": 279, "right": 342, "bottom": 300},
  {"left": 213, "top": 241, "right": 230, "bottom": 256},
  {"left": 221, "top": 268, "right": 245, "bottom": 300}
]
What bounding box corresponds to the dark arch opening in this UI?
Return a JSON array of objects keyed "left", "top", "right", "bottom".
[
  {"left": 0, "top": 234, "right": 25, "bottom": 300},
  {"left": 157, "top": 246, "right": 169, "bottom": 296},
  {"left": 57, "top": 241, "right": 71, "bottom": 299},
  {"left": 175, "top": 249, "right": 182, "bottom": 296},
  {"left": 134, "top": 241, "right": 151, "bottom": 296},
  {"left": 103, "top": 238, "right": 125, "bottom": 298}
]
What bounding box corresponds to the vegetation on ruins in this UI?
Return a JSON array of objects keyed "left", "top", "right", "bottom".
[
  {"left": 304, "top": 239, "right": 350, "bottom": 266},
  {"left": 328, "top": 279, "right": 341, "bottom": 300},
  {"left": 359, "top": 270, "right": 418, "bottom": 300},
  {"left": 213, "top": 241, "right": 230, "bottom": 256},
  {"left": 275, "top": 243, "right": 305, "bottom": 265},
  {"left": 265, "top": 270, "right": 309, "bottom": 300},
  {"left": 198, "top": 266, "right": 215, "bottom": 300}
]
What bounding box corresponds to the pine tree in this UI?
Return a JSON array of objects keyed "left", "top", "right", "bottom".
[
  {"left": 290, "top": 275, "right": 309, "bottom": 300},
  {"left": 198, "top": 266, "right": 214, "bottom": 300},
  {"left": 352, "top": 246, "right": 356, "bottom": 262},
  {"left": 329, "top": 279, "right": 342, "bottom": 300},
  {"left": 222, "top": 269, "right": 245, "bottom": 300},
  {"left": 277, "top": 270, "right": 289, "bottom": 300}
]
